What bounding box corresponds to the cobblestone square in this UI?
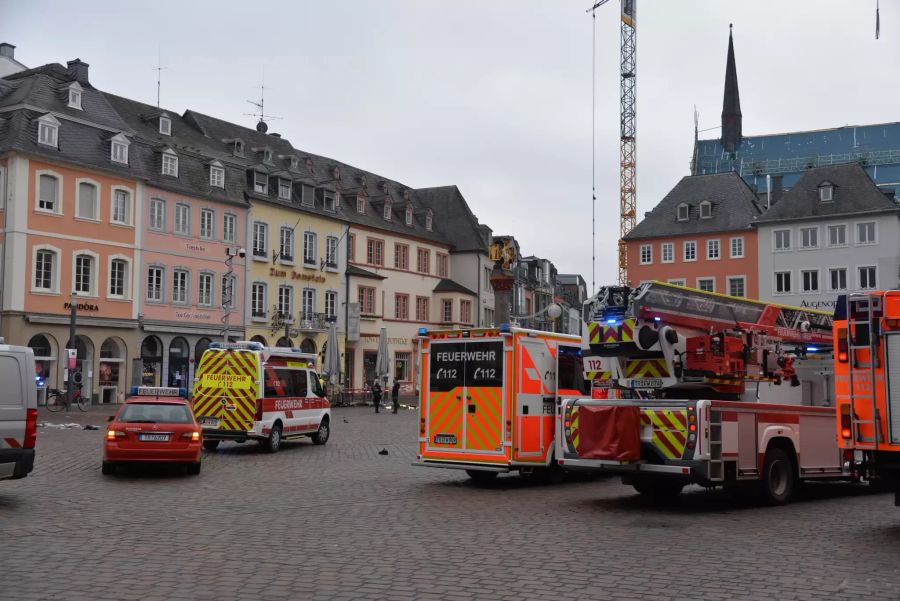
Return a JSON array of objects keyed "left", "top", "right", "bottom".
[{"left": 2, "top": 406, "right": 899, "bottom": 600}]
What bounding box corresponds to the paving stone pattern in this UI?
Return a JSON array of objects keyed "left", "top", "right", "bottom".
[{"left": 1, "top": 406, "right": 899, "bottom": 600}]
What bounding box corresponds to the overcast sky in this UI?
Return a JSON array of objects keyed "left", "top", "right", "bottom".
[{"left": 3, "top": 1, "right": 898, "bottom": 292}]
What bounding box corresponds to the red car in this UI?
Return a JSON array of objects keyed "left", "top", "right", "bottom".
[{"left": 103, "top": 394, "right": 202, "bottom": 475}]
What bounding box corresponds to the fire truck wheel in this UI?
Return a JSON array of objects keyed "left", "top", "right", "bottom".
[
  {"left": 264, "top": 423, "right": 283, "bottom": 453},
  {"left": 760, "top": 447, "right": 796, "bottom": 505},
  {"left": 466, "top": 470, "right": 498, "bottom": 484},
  {"left": 202, "top": 440, "right": 220, "bottom": 451},
  {"left": 311, "top": 417, "right": 330, "bottom": 445},
  {"left": 631, "top": 477, "right": 684, "bottom": 499}
]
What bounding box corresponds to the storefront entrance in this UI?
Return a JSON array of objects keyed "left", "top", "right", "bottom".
[
  {"left": 140, "top": 336, "right": 163, "bottom": 386},
  {"left": 99, "top": 337, "right": 126, "bottom": 404},
  {"left": 168, "top": 337, "right": 189, "bottom": 388}
]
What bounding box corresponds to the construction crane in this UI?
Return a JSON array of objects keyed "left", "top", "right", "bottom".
[{"left": 588, "top": 0, "right": 636, "bottom": 289}]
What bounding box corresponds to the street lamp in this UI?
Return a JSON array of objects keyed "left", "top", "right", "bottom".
[
  {"left": 222, "top": 247, "right": 245, "bottom": 342},
  {"left": 547, "top": 303, "right": 563, "bottom": 333}
]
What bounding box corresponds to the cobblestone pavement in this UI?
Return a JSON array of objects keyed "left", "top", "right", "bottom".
[{"left": 2, "top": 405, "right": 900, "bottom": 601}]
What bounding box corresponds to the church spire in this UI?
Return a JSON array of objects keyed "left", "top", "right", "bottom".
[{"left": 721, "top": 24, "right": 742, "bottom": 153}]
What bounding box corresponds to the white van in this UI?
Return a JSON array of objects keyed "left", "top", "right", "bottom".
[
  {"left": 0, "top": 344, "right": 38, "bottom": 480},
  {"left": 192, "top": 341, "right": 330, "bottom": 452}
]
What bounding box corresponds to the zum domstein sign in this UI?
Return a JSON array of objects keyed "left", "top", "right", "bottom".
[{"left": 269, "top": 267, "right": 327, "bottom": 283}]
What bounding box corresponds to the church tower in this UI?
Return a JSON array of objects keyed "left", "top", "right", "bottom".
[{"left": 721, "top": 25, "right": 742, "bottom": 154}]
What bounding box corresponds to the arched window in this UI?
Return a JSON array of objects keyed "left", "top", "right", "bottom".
[
  {"left": 300, "top": 338, "right": 317, "bottom": 354},
  {"left": 195, "top": 338, "right": 212, "bottom": 365},
  {"left": 28, "top": 334, "right": 53, "bottom": 358},
  {"left": 168, "top": 337, "right": 190, "bottom": 388},
  {"left": 250, "top": 335, "right": 268, "bottom": 347},
  {"left": 276, "top": 336, "right": 293, "bottom": 348}
]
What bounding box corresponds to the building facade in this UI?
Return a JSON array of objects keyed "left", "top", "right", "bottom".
[
  {"left": 755, "top": 164, "right": 900, "bottom": 308},
  {"left": 624, "top": 172, "right": 761, "bottom": 298},
  {"left": 0, "top": 61, "right": 142, "bottom": 402}
]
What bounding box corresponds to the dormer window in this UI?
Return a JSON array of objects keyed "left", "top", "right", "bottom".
[
  {"left": 209, "top": 162, "right": 225, "bottom": 188},
  {"left": 159, "top": 115, "right": 171, "bottom": 136},
  {"left": 333, "top": 166, "right": 341, "bottom": 179},
  {"left": 37, "top": 114, "right": 60, "bottom": 148},
  {"left": 253, "top": 171, "right": 268, "bottom": 194},
  {"left": 425, "top": 210, "right": 433, "bottom": 231},
  {"left": 699, "top": 201, "right": 712, "bottom": 219},
  {"left": 405, "top": 204, "right": 413, "bottom": 226},
  {"left": 290, "top": 156, "right": 299, "bottom": 170},
  {"left": 162, "top": 150, "right": 178, "bottom": 177},
  {"left": 324, "top": 190, "right": 336, "bottom": 212},
  {"left": 67, "top": 82, "right": 83, "bottom": 110},
  {"left": 278, "top": 179, "right": 292, "bottom": 201},
  {"left": 819, "top": 182, "right": 834, "bottom": 202},
  {"left": 110, "top": 133, "right": 130, "bottom": 164},
  {"left": 356, "top": 195, "right": 365, "bottom": 214},
  {"left": 234, "top": 140, "right": 244, "bottom": 156},
  {"left": 263, "top": 149, "right": 272, "bottom": 163},
  {"left": 676, "top": 203, "right": 689, "bottom": 221},
  {"left": 384, "top": 200, "right": 392, "bottom": 221}
]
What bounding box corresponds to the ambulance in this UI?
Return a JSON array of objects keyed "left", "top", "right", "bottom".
[
  {"left": 192, "top": 341, "right": 330, "bottom": 453},
  {"left": 415, "top": 325, "right": 584, "bottom": 482}
]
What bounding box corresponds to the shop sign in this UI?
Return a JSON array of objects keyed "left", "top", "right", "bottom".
[
  {"left": 186, "top": 243, "right": 207, "bottom": 253},
  {"left": 175, "top": 310, "right": 213, "bottom": 321},
  {"left": 799, "top": 298, "right": 838, "bottom": 310},
  {"left": 269, "top": 267, "right": 326, "bottom": 283},
  {"left": 64, "top": 302, "right": 99, "bottom": 311}
]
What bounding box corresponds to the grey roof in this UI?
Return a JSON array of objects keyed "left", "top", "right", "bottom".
[
  {"left": 754, "top": 163, "right": 900, "bottom": 224},
  {"left": 347, "top": 265, "right": 386, "bottom": 280},
  {"left": 414, "top": 186, "right": 490, "bottom": 253},
  {"left": 433, "top": 279, "right": 476, "bottom": 296},
  {"left": 1, "top": 60, "right": 494, "bottom": 253},
  {"left": 625, "top": 172, "right": 763, "bottom": 240}
]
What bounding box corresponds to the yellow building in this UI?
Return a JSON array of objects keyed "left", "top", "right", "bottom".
[{"left": 244, "top": 198, "right": 348, "bottom": 366}]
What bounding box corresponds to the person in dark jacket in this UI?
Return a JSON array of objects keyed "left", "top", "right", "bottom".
[
  {"left": 372, "top": 381, "right": 382, "bottom": 413},
  {"left": 391, "top": 380, "right": 400, "bottom": 414}
]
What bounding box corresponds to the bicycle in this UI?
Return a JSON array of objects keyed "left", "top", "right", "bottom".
[{"left": 45, "top": 387, "right": 90, "bottom": 412}]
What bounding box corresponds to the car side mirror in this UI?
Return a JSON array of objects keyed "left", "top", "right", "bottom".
[{"left": 106, "top": 415, "right": 115, "bottom": 422}]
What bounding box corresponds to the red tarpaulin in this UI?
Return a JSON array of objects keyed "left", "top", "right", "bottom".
[{"left": 576, "top": 405, "right": 641, "bottom": 461}]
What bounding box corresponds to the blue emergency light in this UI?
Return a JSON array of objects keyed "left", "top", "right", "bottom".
[
  {"left": 418, "top": 327, "right": 428, "bottom": 336},
  {"left": 499, "top": 323, "right": 511, "bottom": 333}
]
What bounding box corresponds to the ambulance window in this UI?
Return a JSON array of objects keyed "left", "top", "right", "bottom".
[
  {"left": 310, "top": 373, "right": 325, "bottom": 397},
  {"left": 265, "top": 368, "right": 298, "bottom": 398},
  {"left": 292, "top": 370, "right": 308, "bottom": 397},
  {"left": 558, "top": 346, "right": 588, "bottom": 395}
]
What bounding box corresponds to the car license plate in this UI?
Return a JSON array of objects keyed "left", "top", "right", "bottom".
[
  {"left": 139, "top": 434, "right": 169, "bottom": 442},
  {"left": 433, "top": 434, "right": 457, "bottom": 445},
  {"left": 631, "top": 378, "right": 663, "bottom": 389},
  {"left": 199, "top": 417, "right": 220, "bottom": 427}
]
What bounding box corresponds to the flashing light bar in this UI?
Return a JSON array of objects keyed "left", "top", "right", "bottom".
[
  {"left": 499, "top": 323, "right": 511, "bottom": 333},
  {"left": 209, "top": 341, "right": 265, "bottom": 351},
  {"left": 418, "top": 327, "right": 428, "bottom": 336}
]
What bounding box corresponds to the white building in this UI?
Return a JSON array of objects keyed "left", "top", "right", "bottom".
[{"left": 755, "top": 164, "right": 900, "bottom": 310}]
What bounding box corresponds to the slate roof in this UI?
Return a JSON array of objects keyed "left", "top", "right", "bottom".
[
  {"left": 433, "top": 279, "right": 476, "bottom": 296},
  {"left": 1, "top": 59, "right": 494, "bottom": 253},
  {"left": 754, "top": 163, "right": 900, "bottom": 225},
  {"left": 414, "top": 186, "right": 490, "bottom": 253},
  {"left": 624, "top": 172, "right": 763, "bottom": 240},
  {"left": 347, "top": 265, "right": 386, "bottom": 280}
]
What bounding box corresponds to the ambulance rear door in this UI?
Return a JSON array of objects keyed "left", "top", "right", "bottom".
[
  {"left": 192, "top": 349, "right": 260, "bottom": 432},
  {"left": 425, "top": 337, "right": 506, "bottom": 457},
  {"left": 515, "top": 336, "right": 555, "bottom": 459}
]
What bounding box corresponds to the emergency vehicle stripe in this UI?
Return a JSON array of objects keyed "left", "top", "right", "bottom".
[
  {"left": 571, "top": 407, "right": 580, "bottom": 450},
  {"left": 643, "top": 409, "right": 687, "bottom": 459},
  {"left": 429, "top": 389, "right": 460, "bottom": 434},
  {"left": 4, "top": 437, "right": 20, "bottom": 449},
  {"left": 588, "top": 322, "right": 601, "bottom": 344},
  {"left": 624, "top": 359, "right": 670, "bottom": 378},
  {"left": 465, "top": 387, "right": 501, "bottom": 451}
]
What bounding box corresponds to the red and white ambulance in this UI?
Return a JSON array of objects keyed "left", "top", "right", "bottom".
[{"left": 192, "top": 341, "right": 330, "bottom": 452}]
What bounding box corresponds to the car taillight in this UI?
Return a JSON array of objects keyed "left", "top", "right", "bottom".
[
  {"left": 106, "top": 429, "right": 125, "bottom": 440},
  {"left": 23, "top": 408, "right": 37, "bottom": 449},
  {"left": 837, "top": 328, "right": 849, "bottom": 363},
  {"left": 254, "top": 400, "right": 263, "bottom": 421},
  {"left": 181, "top": 431, "right": 201, "bottom": 441},
  {"left": 840, "top": 404, "right": 852, "bottom": 439},
  {"left": 420, "top": 418, "right": 425, "bottom": 435}
]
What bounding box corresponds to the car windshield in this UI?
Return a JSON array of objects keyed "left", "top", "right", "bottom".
[{"left": 118, "top": 403, "right": 193, "bottom": 424}]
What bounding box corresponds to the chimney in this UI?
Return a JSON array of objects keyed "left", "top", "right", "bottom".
[
  {"left": 67, "top": 59, "right": 89, "bottom": 84},
  {"left": 0, "top": 43, "right": 15, "bottom": 59},
  {"left": 770, "top": 174, "right": 784, "bottom": 206}
]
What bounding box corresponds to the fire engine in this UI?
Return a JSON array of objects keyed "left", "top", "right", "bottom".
[
  {"left": 834, "top": 291, "right": 900, "bottom": 505},
  {"left": 415, "top": 325, "right": 584, "bottom": 482},
  {"left": 557, "top": 281, "right": 852, "bottom": 504}
]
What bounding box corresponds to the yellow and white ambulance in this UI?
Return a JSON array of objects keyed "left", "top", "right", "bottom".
[{"left": 192, "top": 341, "right": 330, "bottom": 452}]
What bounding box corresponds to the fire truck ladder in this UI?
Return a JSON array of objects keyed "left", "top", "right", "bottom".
[{"left": 846, "top": 292, "right": 881, "bottom": 450}]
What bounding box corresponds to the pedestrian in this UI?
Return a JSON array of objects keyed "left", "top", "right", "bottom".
[
  {"left": 372, "top": 381, "right": 382, "bottom": 413},
  {"left": 391, "top": 380, "right": 400, "bottom": 414}
]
